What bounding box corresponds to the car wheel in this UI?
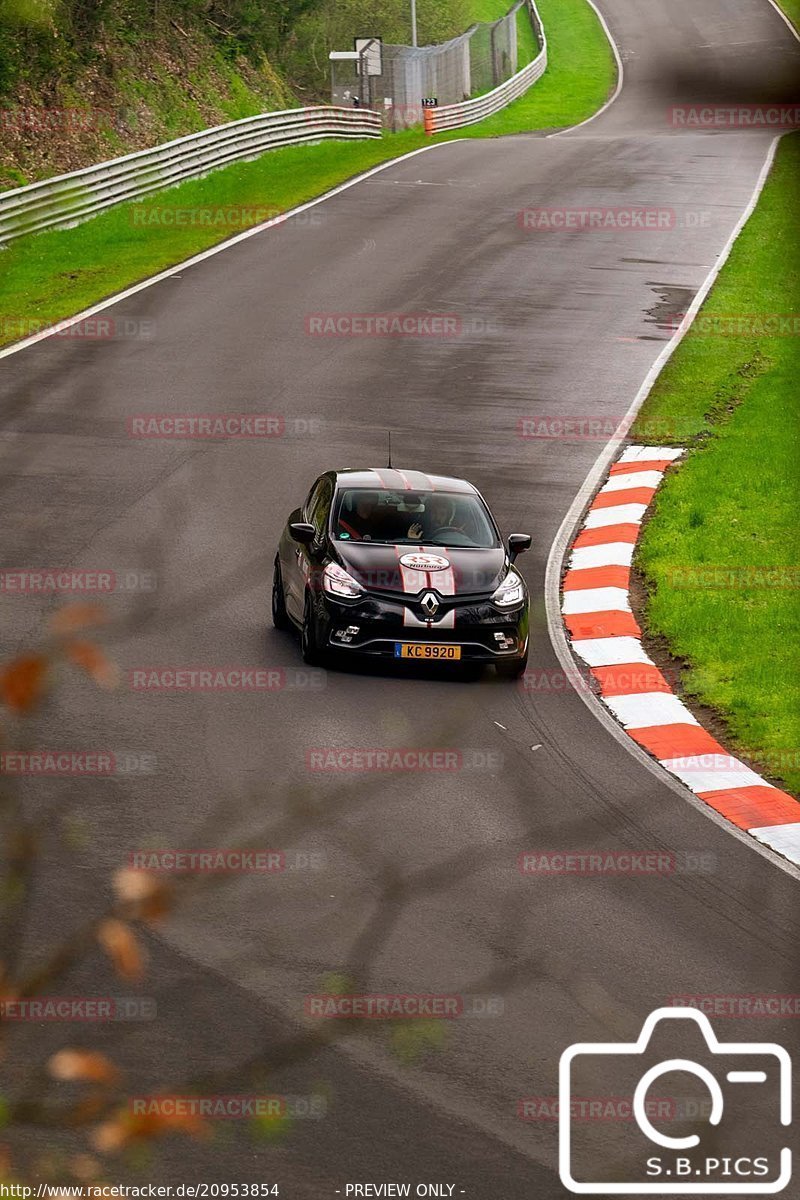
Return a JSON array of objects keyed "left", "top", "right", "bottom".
[
  {"left": 301, "top": 593, "right": 325, "bottom": 666},
  {"left": 496, "top": 653, "right": 528, "bottom": 680},
  {"left": 272, "top": 557, "right": 291, "bottom": 631}
]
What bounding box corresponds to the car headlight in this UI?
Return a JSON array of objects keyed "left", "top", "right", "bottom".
[
  {"left": 323, "top": 562, "right": 365, "bottom": 601},
  {"left": 491, "top": 569, "right": 525, "bottom": 608}
]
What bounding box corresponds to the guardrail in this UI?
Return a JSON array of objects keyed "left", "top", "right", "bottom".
[
  {"left": 423, "top": 0, "right": 546, "bottom": 134},
  {"left": 0, "top": 106, "right": 382, "bottom": 245}
]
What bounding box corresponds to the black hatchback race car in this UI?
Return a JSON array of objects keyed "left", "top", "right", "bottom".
[{"left": 272, "top": 468, "right": 531, "bottom": 677}]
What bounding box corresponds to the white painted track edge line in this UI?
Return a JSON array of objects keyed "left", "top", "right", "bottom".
[
  {"left": 544, "top": 131, "right": 800, "bottom": 882},
  {"left": 0, "top": 140, "right": 465, "bottom": 362},
  {"left": 4, "top": 1, "right": 793, "bottom": 877},
  {"left": 547, "top": 0, "right": 624, "bottom": 138},
  {"left": 764, "top": 0, "right": 800, "bottom": 41},
  {"left": 0, "top": 0, "right": 614, "bottom": 360}
]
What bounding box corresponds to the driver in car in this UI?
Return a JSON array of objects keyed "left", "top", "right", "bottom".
[
  {"left": 339, "top": 491, "right": 381, "bottom": 540},
  {"left": 407, "top": 495, "right": 462, "bottom": 541}
]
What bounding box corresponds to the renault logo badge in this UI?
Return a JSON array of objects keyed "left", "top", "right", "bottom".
[{"left": 420, "top": 592, "right": 439, "bottom": 616}]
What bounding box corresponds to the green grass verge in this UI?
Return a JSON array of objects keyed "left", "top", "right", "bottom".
[
  {"left": 631, "top": 133, "right": 800, "bottom": 795},
  {"left": 0, "top": 0, "right": 614, "bottom": 347},
  {"left": 516, "top": 3, "right": 540, "bottom": 66},
  {"left": 464, "top": 0, "right": 513, "bottom": 20},
  {"left": 455, "top": 0, "right": 612, "bottom": 138},
  {"left": 776, "top": 0, "right": 800, "bottom": 28}
]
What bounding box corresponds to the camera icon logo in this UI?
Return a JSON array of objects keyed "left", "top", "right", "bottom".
[{"left": 559, "top": 1006, "right": 792, "bottom": 1194}]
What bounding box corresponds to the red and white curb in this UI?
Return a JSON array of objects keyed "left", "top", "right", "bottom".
[{"left": 561, "top": 444, "right": 800, "bottom": 869}]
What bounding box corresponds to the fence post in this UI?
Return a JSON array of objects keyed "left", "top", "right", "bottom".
[
  {"left": 423, "top": 107, "right": 436, "bottom": 136},
  {"left": 462, "top": 37, "right": 471, "bottom": 99},
  {"left": 509, "top": 8, "right": 518, "bottom": 74}
]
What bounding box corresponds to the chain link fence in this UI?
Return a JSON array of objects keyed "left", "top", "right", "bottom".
[
  {"left": 425, "top": 0, "right": 546, "bottom": 134},
  {"left": 330, "top": 0, "right": 527, "bottom": 131}
]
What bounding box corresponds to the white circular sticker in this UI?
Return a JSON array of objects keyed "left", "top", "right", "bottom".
[{"left": 399, "top": 552, "right": 450, "bottom": 572}]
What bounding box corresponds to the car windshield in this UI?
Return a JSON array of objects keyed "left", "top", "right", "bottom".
[{"left": 333, "top": 489, "right": 499, "bottom": 548}]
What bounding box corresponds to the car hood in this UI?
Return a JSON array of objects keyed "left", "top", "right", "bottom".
[{"left": 333, "top": 543, "right": 508, "bottom": 597}]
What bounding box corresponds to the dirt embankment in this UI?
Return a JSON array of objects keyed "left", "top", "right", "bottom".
[{"left": 0, "top": 19, "right": 295, "bottom": 189}]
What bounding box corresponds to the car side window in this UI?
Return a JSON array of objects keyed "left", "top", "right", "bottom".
[
  {"left": 307, "top": 479, "right": 334, "bottom": 540},
  {"left": 304, "top": 479, "right": 323, "bottom": 521}
]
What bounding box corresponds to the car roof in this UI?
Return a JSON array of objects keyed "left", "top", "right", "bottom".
[{"left": 333, "top": 468, "right": 478, "bottom": 495}]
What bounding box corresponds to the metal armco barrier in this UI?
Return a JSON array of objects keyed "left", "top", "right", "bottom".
[
  {"left": 424, "top": 0, "right": 546, "bottom": 134},
  {"left": 0, "top": 106, "right": 382, "bottom": 245}
]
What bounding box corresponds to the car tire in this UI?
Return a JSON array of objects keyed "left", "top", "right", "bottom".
[
  {"left": 301, "top": 593, "right": 325, "bottom": 666},
  {"left": 496, "top": 653, "right": 528, "bottom": 680},
  {"left": 272, "top": 557, "right": 291, "bottom": 631}
]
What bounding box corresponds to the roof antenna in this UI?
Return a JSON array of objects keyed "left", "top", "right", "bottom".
[{"left": 387, "top": 430, "right": 393, "bottom": 469}]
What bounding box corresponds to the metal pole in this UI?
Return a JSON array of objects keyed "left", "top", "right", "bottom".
[
  {"left": 359, "top": 50, "right": 367, "bottom": 106},
  {"left": 411, "top": 0, "right": 417, "bottom": 46}
]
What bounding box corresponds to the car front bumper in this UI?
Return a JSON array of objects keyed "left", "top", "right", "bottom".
[{"left": 316, "top": 593, "right": 529, "bottom": 662}]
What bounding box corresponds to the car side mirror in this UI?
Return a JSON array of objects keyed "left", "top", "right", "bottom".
[
  {"left": 508, "top": 533, "right": 532, "bottom": 561},
  {"left": 290, "top": 522, "right": 317, "bottom": 545}
]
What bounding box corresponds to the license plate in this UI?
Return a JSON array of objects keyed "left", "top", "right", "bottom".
[{"left": 394, "top": 643, "right": 462, "bottom": 661}]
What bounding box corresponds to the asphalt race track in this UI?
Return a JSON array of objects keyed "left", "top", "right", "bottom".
[{"left": 1, "top": 0, "right": 799, "bottom": 1193}]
